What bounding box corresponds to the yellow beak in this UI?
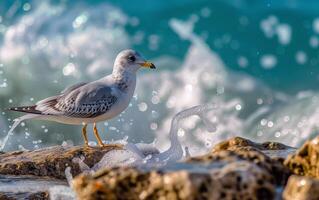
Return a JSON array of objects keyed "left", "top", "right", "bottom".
[{"left": 140, "top": 61, "right": 156, "bottom": 69}]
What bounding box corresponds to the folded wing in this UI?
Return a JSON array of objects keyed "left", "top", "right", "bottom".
[{"left": 9, "top": 82, "right": 118, "bottom": 118}]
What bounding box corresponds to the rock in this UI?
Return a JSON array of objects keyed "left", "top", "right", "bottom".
[
  {"left": 0, "top": 137, "right": 296, "bottom": 199},
  {"left": 190, "top": 138, "right": 291, "bottom": 185},
  {"left": 28, "top": 192, "right": 49, "bottom": 200},
  {"left": 0, "top": 193, "right": 15, "bottom": 200},
  {"left": 0, "top": 145, "right": 122, "bottom": 179},
  {"left": 212, "top": 136, "right": 293, "bottom": 152},
  {"left": 73, "top": 161, "right": 275, "bottom": 200},
  {"left": 284, "top": 136, "right": 319, "bottom": 177},
  {"left": 72, "top": 137, "right": 294, "bottom": 199},
  {"left": 0, "top": 175, "right": 67, "bottom": 200},
  {"left": 0, "top": 192, "right": 48, "bottom": 200},
  {"left": 283, "top": 175, "right": 319, "bottom": 200}
]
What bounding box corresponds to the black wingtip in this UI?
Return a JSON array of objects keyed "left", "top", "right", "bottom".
[
  {"left": 6, "top": 106, "right": 41, "bottom": 114},
  {"left": 6, "top": 107, "right": 15, "bottom": 111}
]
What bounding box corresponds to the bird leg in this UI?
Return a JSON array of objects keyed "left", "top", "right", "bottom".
[
  {"left": 93, "top": 123, "right": 105, "bottom": 147},
  {"left": 82, "top": 124, "right": 89, "bottom": 147},
  {"left": 92, "top": 123, "right": 123, "bottom": 148}
]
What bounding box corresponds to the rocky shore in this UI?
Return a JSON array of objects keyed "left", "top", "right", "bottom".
[{"left": 1, "top": 136, "right": 319, "bottom": 200}]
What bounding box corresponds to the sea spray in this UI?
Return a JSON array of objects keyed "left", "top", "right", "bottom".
[
  {"left": 75, "top": 104, "right": 219, "bottom": 170},
  {"left": 0, "top": 114, "right": 39, "bottom": 151},
  {"left": 145, "top": 104, "right": 217, "bottom": 164},
  {"left": 48, "top": 166, "right": 76, "bottom": 200}
]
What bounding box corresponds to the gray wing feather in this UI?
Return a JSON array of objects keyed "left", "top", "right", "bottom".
[
  {"left": 61, "top": 82, "right": 87, "bottom": 94},
  {"left": 36, "top": 82, "right": 118, "bottom": 118}
]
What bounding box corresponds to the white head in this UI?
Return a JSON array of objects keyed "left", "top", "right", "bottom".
[{"left": 113, "top": 49, "right": 155, "bottom": 74}]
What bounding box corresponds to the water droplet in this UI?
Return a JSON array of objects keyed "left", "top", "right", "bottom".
[
  {"left": 177, "top": 128, "right": 185, "bottom": 137},
  {"left": 88, "top": 141, "right": 97, "bottom": 146},
  {"left": 260, "top": 119, "right": 267, "bottom": 126},
  {"left": 275, "top": 131, "right": 281, "bottom": 138},
  {"left": 235, "top": 104, "right": 242, "bottom": 111},
  {"left": 109, "top": 126, "right": 117, "bottom": 131},
  {"left": 257, "top": 131, "right": 263, "bottom": 136},
  {"left": 151, "top": 96, "right": 160, "bottom": 104},
  {"left": 150, "top": 123, "right": 158, "bottom": 130},
  {"left": 267, "top": 121, "right": 274, "bottom": 128},
  {"left": 73, "top": 13, "right": 89, "bottom": 29},
  {"left": 23, "top": 3, "right": 31, "bottom": 11},
  {"left": 63, "top": 63, "right": 76, "bottom": 76},
  {"left": 138, "top": 102, "right": 148, "bottom": 112},
  {"left": 257, "top": 98, "right": 263, "bottom": 105}
]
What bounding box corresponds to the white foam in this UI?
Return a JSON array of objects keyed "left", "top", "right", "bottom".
[
  {"left": 295, "top": 51, "right": 307, "bottom": 64},
  {"left": 260, "top": 54, "right": 277, "bottom": 69},
  {"left": 260, "top": 15, "right": 291, "bottom": 45},
  {"left": 313, "top": 18, "right": 319, "bottom": 34},
  {"left": 49, "top": 185, "right": 76, "bottom": 200},
  {"left": 249, "top": 92, "right": 319, "bottom": 147}
]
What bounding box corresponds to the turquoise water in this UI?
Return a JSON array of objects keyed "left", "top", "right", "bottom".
[{"left": 0, "top": 0, "right": 319, "bottom": 153}]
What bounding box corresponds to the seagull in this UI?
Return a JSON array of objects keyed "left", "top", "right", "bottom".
[{"left": 8, "top": 49, "right": 155, "bottom": 147}]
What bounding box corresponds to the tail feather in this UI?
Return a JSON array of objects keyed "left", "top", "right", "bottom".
[{"left": 7, "top": 105, "right": 42, "bottom": 114}]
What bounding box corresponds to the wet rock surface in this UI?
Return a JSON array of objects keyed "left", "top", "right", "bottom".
[
  {"left": 283, "top": 175, "right": 319, "bottom": 200},
  {"left": 189, "top": 137, "right": 293, "bottom": 185},
  {"left": 73, "top": 161, "right": 275, "bottom": 200},
  {"left": 284, "top": 136, "right": 319, "bottom": 178},
  {"left": 1, "top": 136, "right": 317, "bottom": 200},
  {"left": 0, "top": 145, "right": 122, "bottom": 179},
  {"left": 211, "top": 136, "right": 292, "bottom": 152},
  {"left": 188, "top": 148, "right": 291, "bottom": 185},
  {"left": 72, "top": 137, "right": 293, "bottom": 200},
  {"left": 0, "top": 192, "right": 49, "bottom": 200},
  {"left": 0, "top": 175, "right": 67, "bottom": 200}
]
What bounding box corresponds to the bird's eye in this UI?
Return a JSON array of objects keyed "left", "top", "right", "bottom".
[{"left": 128, "top": 55, "right": 136, "bottom": 62}]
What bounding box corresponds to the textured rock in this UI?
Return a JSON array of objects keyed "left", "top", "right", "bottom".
[
  {"left": 0, "top": 175, "right": 67, "bottom": 200},
  {"left": 212, "top": 136, "right": 292, "bottom": 153},
  {"left": 0, "top": 193, "right": 15, "bottom": 200},
  {"left": 190, "top": 138, "right": 291, "bottom": 185},
  {"left": 0, "top": 192, "right": 48, "bottom": 200},
  {"left": 284, "top": 136, "right": 319, "bottom": 177},
  {"left": 0, "top": 145, "right": 122, "bottom": 179},
  {"left": 71, "top": 137, "right": 295, "bottom": 199},
  {"left": 0, "top": 137, "right": 297, "bottom": 199},
  {"left": 283, "top": 175, "right": 319, "bottom": 200},
  {"left": 73, "top": 161, "right": 275, "bottom": 200}
]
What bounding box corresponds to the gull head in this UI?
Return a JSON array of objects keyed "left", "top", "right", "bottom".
[{"left": 113, "top": 49, "right": 155, "bottom": 74}]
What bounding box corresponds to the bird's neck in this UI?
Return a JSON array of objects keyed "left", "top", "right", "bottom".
[{"left": 112, "top": 69, "right": 136, "bottom": 92}]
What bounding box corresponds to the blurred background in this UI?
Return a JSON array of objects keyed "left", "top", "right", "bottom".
[{"left": 1, "top": 0, "right": 319, "bottom": 154}]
